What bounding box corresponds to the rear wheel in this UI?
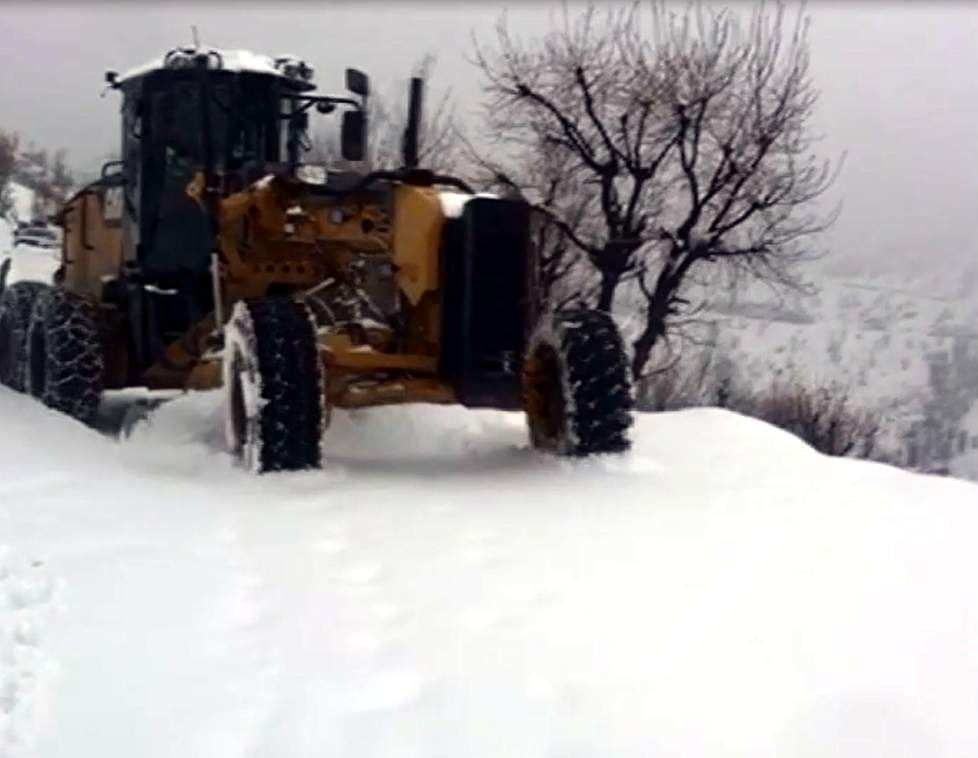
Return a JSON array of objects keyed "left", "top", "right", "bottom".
[
  {"left": 522, "top": 309, "right": 633, "bottom": 455},
  {"left": 0, "top": 281, "right": 49, "bottom": 391},
  {"left": 223, "top": 298, "right": 326, "bottom": 473},
  {"left": 25, "top": 288, "right": 105, "bottom": 423}
]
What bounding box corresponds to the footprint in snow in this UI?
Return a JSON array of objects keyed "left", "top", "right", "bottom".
[
  {"left": 457, "top": 529, "right": 504, "bottom": 568},
  {"left": 369, "top": 602, "right": 403, "bottom": 622},
  {"left": 339, "top": 665, "right": 428, "bottom": 714},
  {"left": 336, "top": 563, "right": 382, "bottom": 587},
  {"left": 312, "top": 524, "right": 350, "bottom": 557},
  {"left": 0, "top": 553, "right": 57, "bottom": 754}
]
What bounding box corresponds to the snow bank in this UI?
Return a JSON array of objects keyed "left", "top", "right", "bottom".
[
  {"left": 1, "top": 183, "right": 59, "bottom": 287},
  {"left": 2, "top": 388, "right": 977, "bottom": 758},
  {"left": 2, "top": 244, "right": 59, "bottom": 287}
]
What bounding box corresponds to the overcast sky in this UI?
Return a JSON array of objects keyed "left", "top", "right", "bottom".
[{"left": 2, "top": 1, "right": 978, "bottom": 273}]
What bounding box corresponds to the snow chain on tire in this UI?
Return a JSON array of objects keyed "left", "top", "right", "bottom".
[
  {"left": 224, "top": 298, "right": 326, "bottom": 473},
  {"left": 25, "top": 287, "right": 105, "bottom": 423},
  {"left": 0, "top": 281, "right": 49, "bottom": 391},
  {"left": 522, "top": 309, "right": 633, "bottom": 456}
]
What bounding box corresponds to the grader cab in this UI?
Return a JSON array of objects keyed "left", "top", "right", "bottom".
[{"left": 0, "top": 46, "right": 633, "bottom": 472}]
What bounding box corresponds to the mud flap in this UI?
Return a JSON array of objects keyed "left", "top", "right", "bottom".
[{"left": 439, "top": 197, "right": 531, "bottom": 409}]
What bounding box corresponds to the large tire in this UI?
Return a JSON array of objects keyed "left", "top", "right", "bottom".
[
  {"left": 522, "top": 309, "right": 633, "bottom": 456},
  {"left": 25, "top": 288, "right": 105, "bottom": 423},
  {"left": 0, "top": 281, "right": 49, "bottom": 391},
  {"left": 223, "top": 298, "right": 326, "bottom": 473}
]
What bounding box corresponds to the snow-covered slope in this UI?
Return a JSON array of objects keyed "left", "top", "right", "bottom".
[
  {"left": 1, "top": 182, "right": 59, "bottom": 286},
  {"left": 691, "top": 264, "right": 978, "bottom": 472},
  {"left": 2, "top": 389, "right": 977, "bottom": 758}
]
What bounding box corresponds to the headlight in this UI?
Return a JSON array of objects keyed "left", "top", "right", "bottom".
[
  {"left": 164, "top": 49, "right": 194, "bottom": 69},
  {"left": 274, "top": 56, "right": 313, "bottom": 82}
]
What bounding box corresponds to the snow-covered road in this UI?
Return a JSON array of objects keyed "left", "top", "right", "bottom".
[{"left": 2, "top": 388, "right": 977, "bottom": 757}]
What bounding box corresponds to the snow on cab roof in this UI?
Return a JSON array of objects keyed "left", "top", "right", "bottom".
[{"left": 117, "top": 47, "right": 314, "bottom": 87}]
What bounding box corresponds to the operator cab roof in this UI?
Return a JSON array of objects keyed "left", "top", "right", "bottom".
[{"left": 112, "top": 46, "right": 317, "bottom": 91}]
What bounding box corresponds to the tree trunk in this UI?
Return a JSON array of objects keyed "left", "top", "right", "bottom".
[
  {"left": 631, "top": 318, "right": 665, "bottom": 379},
  {"left": 597, "top": 270, "right": 619, "bottom": 312}
]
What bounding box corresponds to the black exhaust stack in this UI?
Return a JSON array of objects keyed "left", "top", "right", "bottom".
[{"left": 402, "top": 77, "right": 423, "bottom": 169}]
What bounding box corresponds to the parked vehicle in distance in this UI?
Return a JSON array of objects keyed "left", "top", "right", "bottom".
[{"left": 13, "top": 223, "right": 60, "bottom": 249}]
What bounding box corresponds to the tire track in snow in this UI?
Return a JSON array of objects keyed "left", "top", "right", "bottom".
[
  {"left": 238, "top": 505, "right": 435, "bottom": 756},
  {"left": 187, "top": 516, "right": 281, "bottom": 758}
]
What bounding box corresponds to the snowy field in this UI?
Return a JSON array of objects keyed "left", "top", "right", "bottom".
[{"left": 2, "top": 387, "right": 978, "bottom": 758}]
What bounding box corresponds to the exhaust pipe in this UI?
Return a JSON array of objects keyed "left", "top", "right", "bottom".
[{"left": 401, "top": 77, "right": 423, "bottom": 169}]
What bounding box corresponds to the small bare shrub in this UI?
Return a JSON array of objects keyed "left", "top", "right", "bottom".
[
  {"left": 640, "top": 361, "right": 883, "bottom": 459},
  {"left": 739, "top": 379, "right": 881, "bottom": 458}
]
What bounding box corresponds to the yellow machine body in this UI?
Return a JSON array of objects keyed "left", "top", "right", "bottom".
[{"left": 58, "top": 173, "right": 457, "bottom": 408}]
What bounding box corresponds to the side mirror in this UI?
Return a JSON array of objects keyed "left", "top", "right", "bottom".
[
  {"left": 100, "top": 159, "right": 124, "bottom": 179},
  {"left": 341, "top": 109, "right": 367, "bottom": 162},
  {"left": 345, "top": 68, "right": 370, "bottom": 98}
]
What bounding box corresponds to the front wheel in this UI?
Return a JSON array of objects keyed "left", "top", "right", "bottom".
[
  {"left": 223, "top": 298, "right": 327, "bottom": 473},
  {"left": 522, "top": 309, "right": 633, "bottom": 456}
]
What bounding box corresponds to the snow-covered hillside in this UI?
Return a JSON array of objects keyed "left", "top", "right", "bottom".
[
  {"left": 2, "top": 388, "right": 977, "bottom": 758},
  {"left": 693, "top": 263, "right": 978, "bottom": 475}
]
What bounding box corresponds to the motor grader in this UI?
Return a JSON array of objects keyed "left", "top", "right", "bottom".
[{"left": 0, "top": 46, "right": 633, "bottom": 472}]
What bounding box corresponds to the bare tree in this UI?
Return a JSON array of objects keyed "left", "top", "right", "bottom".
[
  {"left": 0, "top": 130, "right": 18, "bottom": 219},
  {"left": 474, "top": 139, "right": 595, "bottom": 312},
  {"left": 471, "top": 1, "right": 839, "bottom": 378},
  {"left": 49, "top": 149, "right": 75, "bottom": 207}
]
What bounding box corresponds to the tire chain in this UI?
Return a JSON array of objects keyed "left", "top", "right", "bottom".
[
  {"left": 555, "top": 310, "right": 634, "bottom": 455},
  {"left": 244, "top": 298, "right": 324, "bottom": 472},
  {"left": 27, "top": 288, "right": 104, "bottom": 423}
]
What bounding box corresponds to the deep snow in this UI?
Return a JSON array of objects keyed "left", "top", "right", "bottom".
[{"left": 2, "top": 387, "right": 977, "bottom": 758}]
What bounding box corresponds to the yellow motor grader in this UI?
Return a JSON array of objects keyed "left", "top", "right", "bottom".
[{"left": 0, "top": 46, "right": 633, "bottom": 472}]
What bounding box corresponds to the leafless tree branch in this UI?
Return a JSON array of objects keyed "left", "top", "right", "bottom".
[{"left": 471, "top": 0, "right": 839, "bottom": 379}]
